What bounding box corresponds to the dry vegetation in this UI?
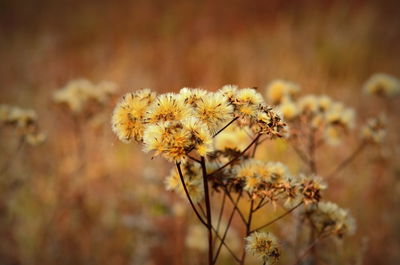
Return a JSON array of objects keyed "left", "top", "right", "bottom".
[{"left": 0, "top": 1, "right": 399, "bottom": 265}]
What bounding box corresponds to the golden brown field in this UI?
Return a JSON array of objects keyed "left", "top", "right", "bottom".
[{"left": 0, "top": 1, "right": 399, "bottom": 265}]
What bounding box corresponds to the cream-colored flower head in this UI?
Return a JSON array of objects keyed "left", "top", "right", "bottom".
[
  {"left": 143, "top": 121, "right": 191, "bottom": 162},
  {"left": 233, "top": 88, "right": 264, "bottom": 119},
  {"left": 146, "top": 93, "right": 192, "bottom": 123},
  {"left": 6, "top": 106, "right": 37, "bottom": 128},
  {"left": 182, "top": 117, "right": 214, "bottom": 156},
  {"left": 245, "top": 232, "right": 280, "bottom": 264},
  {"left": 266, "top": 161, "right": 289, "bottom": 181},
  {"left": 143, "top": 117, "right": 214, "bottom": 161},
  {"left": 298, "top": 95, "right": 319, "bottom": 114},
  {"left": 111, "top": 89, "right": 156, "bottom": 142},
  {"left": 363, "top": 73, "right": 400, "bottom": 97},
  {"left": 265, "top": 79, "right": 300, "bottom": 104},
  {"left": 232, "top": 159, "right": 269, "bottom": 193},
  {"left": 218, "top": 84, "right": 239, "bottom": 103},
  {"left": 178, "top": 87, "right": 208, "bottom": 107},
  {"left": 307, "top": 201, "right": 356, "bottom": 238},
  {"left": 194, "top": 92, "right": 234, "bottom": 133},
  {"left": 53, "top": 79, "right": 94, "bottom": 112},
  {"left": 361, "top": 114, "right": 387, "bottom": 144}
]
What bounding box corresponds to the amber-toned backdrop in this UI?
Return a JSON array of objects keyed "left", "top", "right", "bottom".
[{"left": 0, "top": 1, "right": 399, "bottom": 265}]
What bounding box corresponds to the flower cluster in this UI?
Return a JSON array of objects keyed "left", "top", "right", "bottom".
[
  {"left": 363, "top": 73, "right": 400, "bottom": 97},
  {"left": 112, "top": 86, "right": 286, "bottom": 162},
  {"left": 245, "top": 232, "right": 280, "bottom": 264},
  {"left": 219, "top": 159, "right": 326, "bottom": 205},
  {"left": 265, "top": 80, "right": 355, "bottom": 146},
  {"left": 0, "top": 104, "right": 46, "bottom": 146},
  {"left": 53, "top": 79, "right": 118, "bottom": 113},
  {"left": 305, "top": 201, "right": 356, "bottom": 238}
]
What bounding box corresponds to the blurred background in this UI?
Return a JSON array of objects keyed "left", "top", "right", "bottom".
[{"left": 0, "top": 0, "right": 399, "bottom": 264}]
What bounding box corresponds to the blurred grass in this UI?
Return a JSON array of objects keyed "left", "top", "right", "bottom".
[{"left": 0, "top": 0, "right": 400, "bottom": 265}]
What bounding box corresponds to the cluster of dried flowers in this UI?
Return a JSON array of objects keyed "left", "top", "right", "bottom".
[
  {"left": 0, "top": 104, "right": 46, "bottom": 146},
  {"left": 111, "top": 84, "right": 365, "bottom": 265},
  {"left": 53, "top": 78, "right": 118, "bottom": 114}
]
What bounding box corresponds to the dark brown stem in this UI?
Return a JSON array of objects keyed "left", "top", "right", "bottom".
[
  {"left": 213, "top": 192, "right": 226, "bottom": 247},
  {"left": 200, "top": 157, "right": 213, "bottom": 265},
  {"left": 176, "top": 162, "right": 207, "bottom": 226},
  {"left": 213, "top": 193, "right": 241, "bottom": 264},
  {"left": 250, "top": 202, "right": 303, "bottom": 233},
  {"left": 213, "top": 117, "right": 239, "bottom": 138}
]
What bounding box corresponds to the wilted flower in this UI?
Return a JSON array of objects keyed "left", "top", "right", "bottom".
[
  {"left": 298, "top": 175, "right": 326, "bottom": 204},
  {"left": 245, "top": 232, "right": 280, "bottom": 264}
]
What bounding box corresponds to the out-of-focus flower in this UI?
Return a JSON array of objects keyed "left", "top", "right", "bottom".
[
  {"left": 0, "top": 104, "right": 46, "bottom": 146},
  {"left": 265, "top": 79, "right": 300, "bottom": 104},
  {"left": 361, "top": 114, "right": 387, "bottom": 144},
  {"left": 53, "top": 79, "right": 118, "bottom": 113},
  {"left": 306, "top": 201, "right": 356, "bottom": 238},
  {"left": 363, "top": 73, "right": 400, "bottom": 97},
  {"left": 245, "top": 231, "right": 280, "bottom": 264}
]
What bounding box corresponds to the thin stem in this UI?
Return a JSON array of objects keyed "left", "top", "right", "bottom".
[
  {"left": 250, "top": 202, "right": 303, "bottom": 233},
  {"left": 200, "top": 157, "right": 213, "bottom": 265},
  {"left": 213, "top": 193, "right": 241, "bottom": 264},
  {"left": 211, "top": 227, "right": 241, "bottom": 263},
  {"left": 209, "top": 134, "right": 261, "bottom": 177},
  {"left": 213, "top": 192, "right": 227, "bottom": 247},
  {"left": 176, "top": 162, "right": 207, "bottom": 226},
  {"left": 308, "top": 128, "right": 317, "bottom": 174},
  {"left": 251, "top": 136, "right": 259, "bottom": 158},
  {"left": 224, "top": 189, "right": 247, "bottom": 224},
  {"left": 240, "top": 196, "right": 254, "bottom": 265},
  {"left": 327, "top": 142, "right": 366, "bottom": 180},
  {"left": 213, "top": 117, "right": 238, "bottom": 138}
]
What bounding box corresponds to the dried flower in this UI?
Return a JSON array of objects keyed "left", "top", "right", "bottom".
[
  {"left": 363, "top": 73, "right": 400, "bottom": 97},
  {"left": 111, "top": 89, "right": 156, "bottom": 142},
  {"left": 245, "top": 232, "right": 280, "bottom": 264},
  {"left": 265, "top": 79, "right": 300, "bottom": 104},
  {"left": 361, "top": 114, "right": 387, "bottom": 144},
  {"left": 306, "top": 201, "right": 356, "bottom": 238}
]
